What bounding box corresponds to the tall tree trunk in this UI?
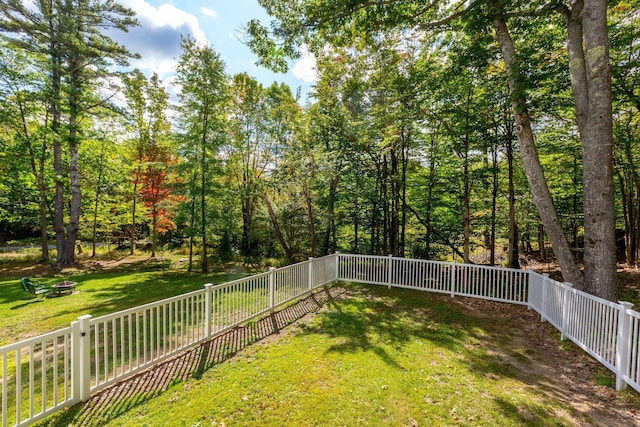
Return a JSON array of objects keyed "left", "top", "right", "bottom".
[
  {"left": 506, "top": 134, "right": 520, "bottom": 269},
  {"left": 623, "top": 143, "right": 640, "bottom": 264},
  {"left": 322, "top": 176, "right": 339, "bottom": 255},
  {"left": 303, "top": 183, "right": 317, "bottom": 256},
  {"left": 462, "top": 86, "right": 473, "bottom": 264},
  {"left": 490, "top": 148, "right": 498, "bottom": 265},
  {"left": 58, "top": 15, "right": 84, "bottom": 267},
  {"left": 572, "top": 156, "right": 580, "bottom": 259},
  {"left": 382, "top": 157, "right": 389, "bottom": 255},
  {"left": 130, "top": 171, "right": 139, "bottom": 256},
  {"left": 390, "top": 146, "right": 399, "bottom": 257},
  {"left": 21, "top": 104, "right": 50, "bottom": 262},
  {"left": 188, "top": 160, "right": 197, "bottom": 272},
  {"left": 353, "top": 201, "right": 359, "bottom": 253},
  {"left": 538, "top": 224, "right": 547, "bottom": 260},
  {"left": 188, "top": 200, "right": 195, "bottom": 272},
  {"left": 491, "top": 6, "right": 583, "bottom": 286},
  {"left": 400, "top": 134, "right": 408, "bottom": 257},
  {"left": 151, "top": 212, "right": 157, "bottom": 257},
  {"left": 559, "top": 0, "right": 616, "bottom": 300},
  {"left": 424, "top": 134, "right": 438, "bottom": 259},
  {"left": 38, "top": 181, "right": 50, "bottom": 262},
  {"left": 91, "top": 144, "right": 105, "bottom": 258},
  {"left": 370, "top": 180, "right": 379, "bottom": 254},
  {"left": 51, "top": 18, "right": 65, "bottom": 266},
  {"left": 263, "top": 193, "right": 293, "bottom": 261},
  {"left": 621, "top": 142, "right": 640, "bottom": 264},
  {"left": 62, "top": 126, "right": 80, "bottom": 265},
  {"left": 617, "top": 170, "right": 633, "bottom": 265},
  {"left": 201, "top": 113, "right": 208, "bottom": 273},
  {"left": 635, "top": 185, "right": 640, "bottom": 266}
]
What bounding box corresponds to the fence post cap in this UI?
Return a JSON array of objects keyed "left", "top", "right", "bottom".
[
  {"left": 388, "top": 254, "right": 393, "bottom": 257},
  {"left": 269, "top": 267, "right": 276, "bottom": 271},
  {"left": 619, "top": 301, "right": 634, "bottom": 309},
  {"left": 335, "top": 251, "right": 340, "bottom": 255},
  {"left": 564, "top": 282, "right": 573, "bottom": 288},
  {"left": 204, "top": 283, "right": 213, "bottom": 289},
  {"left": 77, "top": 314, "right": 92, "bottom": 321},
  {"left": 308, "top": 256, "right": 314, "bottom": 261}
]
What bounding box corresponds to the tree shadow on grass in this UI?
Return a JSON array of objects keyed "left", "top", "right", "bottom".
[
  {"left": 40, "top": 286, "right": 344, "bottom": 427},
  {"left": 298, "top": 284, "right": 489, "bottom": 370},
  {"left": 311, "top": 284, "right": 640, "bottom": 425},
  {"left": 493, "top": 397, "right": 567, "bottom": 426}
]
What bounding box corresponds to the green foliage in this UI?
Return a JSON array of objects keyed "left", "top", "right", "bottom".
[
  {"left": 175, "top": 37, "right": 229, "bottom": 270},
  {"left": 0, "top": 0, "right": 639, "bottom": 273}
]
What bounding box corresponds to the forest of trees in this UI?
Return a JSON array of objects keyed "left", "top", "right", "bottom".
[{"left": 0, "top": 1, "right": 638, "bottom": 302}]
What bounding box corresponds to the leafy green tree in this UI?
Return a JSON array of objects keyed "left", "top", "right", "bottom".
[
  {"left": 0, "top": 41, "right": 52, "bottom": 260},
  {"left": 226, "top": 73, "right": 270, "bottom": 260},
  {"left": 78, "top": 123, "right": 128, "bottom": 257},
  {"left": 0, "top": 0, "right": 138, "bottom": 266},
  {"left": 122, "top": 72, "right": 172, "bottom": 258},
  {"left": 247, "top": 0, "right": 618, "bottom": 299},
  {"left": 261, "top": 82, "right": 309, "bottom": 260},
  {"left": 176, "top": 36, "right": 228, "bottom": 272}
]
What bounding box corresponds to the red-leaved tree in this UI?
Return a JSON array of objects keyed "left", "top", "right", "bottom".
[{"left": 138, "top": 144, "right": 181, "bottom": 257}]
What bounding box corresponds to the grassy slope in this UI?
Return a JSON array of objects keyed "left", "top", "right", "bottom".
[{"left": 84, "top": 285, "right": 579, "bottom": 427}]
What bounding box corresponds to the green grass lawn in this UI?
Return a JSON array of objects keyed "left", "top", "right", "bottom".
[
  {"left": 0, "top": 263, "right": 254, "bottom": 347},
  {"left": 44, "top": 284, "right": 595, "bottom": 427}
]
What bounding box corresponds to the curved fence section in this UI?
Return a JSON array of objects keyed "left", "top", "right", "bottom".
[
  {"left": 4, "top": 252, "right": 640, "bottom": 426},
  {"left": 334, "top": 254, "right": 640, "bottom": 394}
]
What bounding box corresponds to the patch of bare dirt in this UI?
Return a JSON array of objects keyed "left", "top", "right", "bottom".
[{"left": 453, "top": 297, "right": 640, "bottom": 426}]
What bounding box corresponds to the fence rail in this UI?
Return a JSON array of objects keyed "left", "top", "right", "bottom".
[{"left": 3, "top": 252, "right": 640, "bottom": 426}]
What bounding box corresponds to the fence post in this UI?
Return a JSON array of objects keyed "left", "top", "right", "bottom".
[
  {"left": 269, "top": 267, "right": 276, "bottom": 314},
  {"left": 449, "top": 260, "right": 456, "bottom": 298},
  {"left": 71, "top": 314, "right": 92, "bottom": 402},
  {"left": 334, "top": 251, "right": 340, "bottom": 282},
  {"left": 204, "top": 283, "right": 213, "bottom": 339},
  {"left": 387, "top": 254, "right": 393, "bottom": 289},
  {"left": 560, "top": 283, "right": 573, "bottom": 340},
  {"left": 308, "top": 257, "right": 314, "bottom": 295},
  {"left": 616, "top": 301, "right": 634, "bottom": 391}
]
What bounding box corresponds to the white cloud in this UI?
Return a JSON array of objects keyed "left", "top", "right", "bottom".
[
  {"left": 200, "top": 7, "right": 218, "bottom": 18},
  {"left": 112, "top": 0, "right": 210, "bottom": 80},
  {"left": 122, "top": 0, "right": 207, "bottom": 44},
  {"left": 291, "top": 44, "right": 317, "bottom": 83}
]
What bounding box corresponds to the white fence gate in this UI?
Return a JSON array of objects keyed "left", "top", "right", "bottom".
[{"left": 2, "top": 253, "right": 640, "bottom": 426}]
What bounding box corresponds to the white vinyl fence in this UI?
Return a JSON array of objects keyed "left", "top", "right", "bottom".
[
  {"left": 2, "top": 252, "right": 640, "bottom": 426},
  {"left": 0, "top": 255, "right": 336, "bottom": 427}
]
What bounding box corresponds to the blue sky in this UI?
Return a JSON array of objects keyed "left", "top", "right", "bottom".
[{"left": 113, "top": 0, "right": 316, "bottom": 102}]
